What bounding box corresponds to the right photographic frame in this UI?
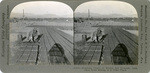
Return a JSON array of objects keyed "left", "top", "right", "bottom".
[{"left": 74, "top": 1, "right": 138, "bottom": 65}]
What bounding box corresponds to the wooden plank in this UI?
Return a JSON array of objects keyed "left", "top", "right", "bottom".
[
  {"left": 38, "top": 27, "right": 73, "bottom": 64},
  {"left": 108, "top": 28, "right": 120, "bottom": 51},
  {"left": 53, "top": 27, "right": 73, "bottom": 43},
  {"left": 39, "top": 27, "right": 51, "bottom": 65},
  {"left": 26, "top": 47, "right": 33, "bottom": 63},
  {"left": 115, "top": 29, "right": 138, "bottom": 58},
  {"left": 16, "top": 46, "right": 28, "bottom": 63},
  {"left": 112, "top": 28, "right": 138, "bottom": 64},
  {"left": 46, "top": 27, "right": 73, "bottom": 64},
  {"left": 74, "top": 45, "right": 89, "bottom": 64},
  {"left": 90, "top": 53, "right": 101, "bottom": 64},
  {"left": 117, "top": 29, "right": 138, "bottom": 50},
  {"left": 100, "top": 28, "right": 119, "bottom": 65},
  {"left": 113, "top": 28, "right": 138, "bottom": 56},
  {"left": 47, "top": 27, "right": 73, "bottom": 48},
  {"left": 18, "top": 45, "right": 37, "bottom": 64},
  {"left": 48, "top": 28, "right": 73, "bottom": 53},
  {"left": 53, "top": 28, "right": 73, "bottom": 49},
  {"left": 103, "top": 34, "right": 112, "bottom": 65},
  {"left": 90, "top": 45, "right": 101, "bottom": 65},
  {"left": 41, "top": 27, "right": 55, "bottom": 50},
  {"left": 119, "top": 29, "right": 138, "bottom": 44},
  {"left": 76, "top": 45, "right": 92, "bottom": 65},
  {"left": 82, "top": 46, "right": 96, "bottom": 65},
  {"left": 28, "top": 47, "right": 38, "bottom": 63}
]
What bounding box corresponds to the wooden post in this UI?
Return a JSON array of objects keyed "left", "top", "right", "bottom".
[{"left": 35, "top": 45, "right": 40, "bottom": 65}]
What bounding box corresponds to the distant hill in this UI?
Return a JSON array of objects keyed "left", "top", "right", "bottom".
[
  {"left": 10, "top": 12, "right": 137, "bottom": 19},
  {"left": 74, "top": 12, "right": 137, "bottom": 18},
  {"left": 10, "top": 13, "right": 59, "bottom": 18}
]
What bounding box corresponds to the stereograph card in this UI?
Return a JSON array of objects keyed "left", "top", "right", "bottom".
[{"left": 0, "top": 0, "right": 150, "bottom": 73}]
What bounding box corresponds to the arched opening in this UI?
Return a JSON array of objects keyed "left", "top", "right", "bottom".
[
  {"left": 74, "top": 1, "right": 138, "bottom": 65},
  {"left": 9, "top": 1, "right": 73, "bottom": 65}
]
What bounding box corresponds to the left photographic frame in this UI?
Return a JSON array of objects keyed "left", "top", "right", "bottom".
[{"left": 9, "top": 1, "right": 74, "bottom": 65}]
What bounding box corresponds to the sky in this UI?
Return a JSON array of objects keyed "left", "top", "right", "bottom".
[
  {"left": 10, "top": 1, "right": 138, "bottom": 18},
  {"left": 11, "top": 1, "right": 73, "bottom": 18},
  {"left": 0, "top": 0, "right": 2, "bottom": 2},
  {"left": 75, "top": 1, "right": 138, "bottom": 17}
]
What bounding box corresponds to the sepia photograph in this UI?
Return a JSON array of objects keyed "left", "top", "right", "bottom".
[
  {"left": 1, "top": 0, "right": 150, "bottom": 73},
  {"left": 74, "top": 1, "right": 138, "bottom": 65},
  {"left": 9, "top": 1, "right": 73, "bottom": 65}
]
